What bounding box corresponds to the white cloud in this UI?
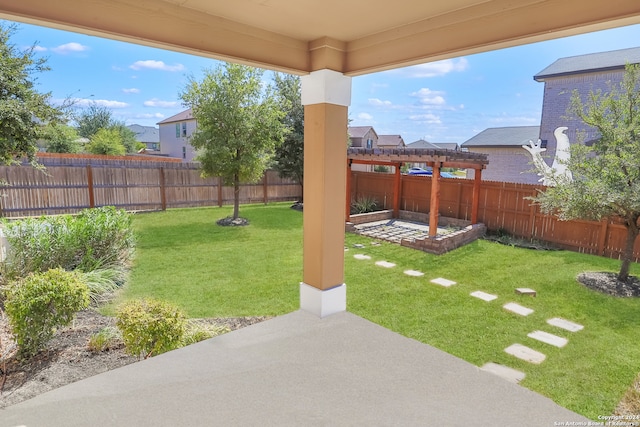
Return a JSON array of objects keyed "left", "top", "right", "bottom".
[
  {"left": 72, "top": 98, "right": 128, "bottom": 108},
  {"left": 122, "top": 88, "right": 140, "bottom": 94},
  {"left": 489, "top": 114, "right": 538, "bottom": 125},
  {"left": 357, "top": 112, "right": 373, "bottom": 121},
  {"left": 143, "top": 98, "right": 179, "bottom": 108},
  {"left": 135, "top": 113, "right": 166, "bottom": 119},
  {"left": 398, "top": 58, "right": 469, "bottom": 78},
  {"left": 33, "top": 45, "right": 47, "bottom": 52},
  {"left": 409, "top": 113, "right": 442, "bottom": 124},
  {"left": 130, "top": 60, "right": 185, "bottom": 72},
  {"left": 410, "top": 88, "right": 446, "bottom": 105},
  {"left": 368, "top": 98, "right": 392, "bottom": 107},
  {"left": 52, "top": 42, "right": 89, "bottom": 54}
]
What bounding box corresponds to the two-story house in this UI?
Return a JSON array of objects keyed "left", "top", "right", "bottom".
[
  {"left": 157, "top": 109, "right": 198, "bottom": 161},
  {"left": 127, "top": 124, "right": 160, "bottom": 153},
  {"left": 463, "top": 46, "right": 640, "bottom": 184}
]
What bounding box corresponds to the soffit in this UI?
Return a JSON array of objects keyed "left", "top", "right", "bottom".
[{"left": 0, "top": 0, "right": 639, "bottom": 75}]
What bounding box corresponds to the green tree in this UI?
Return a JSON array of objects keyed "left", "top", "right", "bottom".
[
  {"left": 76, "top": 104, "right": 113, "bottom": 139},
  {"left": 0, "top": 23, "right": 63, "bottom": 165},
  {"left": 272, "top": 73, "right": 304, "bottom": 201},
  {"left": 532, "top": 63, "right": 640, "bottom": 281},
  {"left": 180, "top": 63, "right": 286, "bottom": 220},
  {"left": 111, "top": 122, "right": 142, "bottom": 153},
  {"left": 86, "top": 128, "right": 126, "bottom": 156},
  {"left": 42, "top": 123, "right": 82, "bottom": 153}
]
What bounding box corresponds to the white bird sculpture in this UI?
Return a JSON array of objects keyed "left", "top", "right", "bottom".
[{"left": 522, "top": 126, "right": 572, "bottom": 186}]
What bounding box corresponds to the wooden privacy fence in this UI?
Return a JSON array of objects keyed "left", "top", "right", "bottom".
[
  {"left": 0, "top": 155, "right": 301, "bottom": 217},
  {"left": 351, "top": 171, "right": 640, "bottom": 262}
]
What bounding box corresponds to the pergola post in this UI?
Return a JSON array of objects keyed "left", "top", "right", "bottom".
[
  {"left": 471, "top": 168, "right": 483, "bottom": 224},
  {"left": 429, "top": 163, "right": 441, "bottom": 237},
  {"left": 299, "top": 70, "right": 351, "bottom": 318},
  {"left": 346, "top": 160, "right": 352, "bottom": 222}
]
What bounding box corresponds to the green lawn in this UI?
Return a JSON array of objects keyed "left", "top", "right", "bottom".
[{"left": 117, "top": 203, "right": 640, "bottom": 419}]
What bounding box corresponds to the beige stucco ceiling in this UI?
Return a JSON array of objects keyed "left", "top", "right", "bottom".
[{"left": 0, "top": 0, "right": 639, "bottom": 75}]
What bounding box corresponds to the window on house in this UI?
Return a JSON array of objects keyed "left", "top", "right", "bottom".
[
  {"left": 175, "top": 123, "right": 180, "bottom": 138},
  {"left": 152, "top": 143, "right": 159, "bottom": 150},
  {"left": 366, "top": 138, "right": 373, "bottom": 149},
  {"left": 182, "top": 146, "right": 186, "bottom": 159},
  {"left": 182, "top": 122, "right": 187, "bottom": 137}
]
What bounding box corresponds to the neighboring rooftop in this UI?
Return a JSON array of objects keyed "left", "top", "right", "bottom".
[
  {"left": 157, "top": 108, "right": 194, "bottom": 125},
  {"left": 461, "top": 126, "right": 540, "bottom": 148},
  {"left": 534, "top": 46, "right": 640, "bottom": 81},
  {"left": 348, "top": 126, "right": 376, "bottom": 138},
  {"left": 127, "top": 124, "right": 159, "bottom": 143},
  {"left": 377, "top": 134, "right": 405, "bottom": 147},
  {"left": 406, "top": 139, "right": 441, "bottom": 150}
]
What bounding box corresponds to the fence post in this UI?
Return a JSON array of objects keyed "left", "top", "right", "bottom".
[
  {"left": 86, "top": 165, "right": 95, "bottom": 208},
  {"left": 218, "top": 176, "right": 223, "bottom": 207},
  {"left": 597, "top": 219, "right": 609, "bottom": 256},
  {"left": 263, "top": 172, "right": 268, "bottom": 205},
  {"left": 159, "top": 167, "right": 167, "bottom": 211}
]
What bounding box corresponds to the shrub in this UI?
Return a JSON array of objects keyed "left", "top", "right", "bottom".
[
  {"left": 181, "top": 320, "right": 230, "bottom": 346},
  {"left": 87, "top": 326, "right": 122, "bottom": 352},
  {"left": 79, "top": 267, "right": 128, "bottom": 306},
  {"left": 2, "top": 206, "right": 135, "bottom": 279},
  {"left": 116, "top": 299, "right": 186, "bottom": 359},
  {"left": 5, "top": 268, "right": 90, "bottom": 358},
  {"left": 351, "top": 196, "right": 378, "bottom": 214}
]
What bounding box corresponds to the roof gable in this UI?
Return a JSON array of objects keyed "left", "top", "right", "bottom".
[
  {"left": 377, "top": 134, "right": 404, "bottom": 147},
  {"left": 348, "top": 126, "right": 377, "bottom": 139},
  {"left": 157, "top": 108, "right": 194, "bottom": 125},
  {"left": 406, "top": 139, "right": 441, "bottom": 150},
  {"left": 461, "top": 126, "right": 540, "bottom": 147}
]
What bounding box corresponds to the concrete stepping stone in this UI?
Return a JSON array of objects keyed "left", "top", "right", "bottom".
[
  {"left": 353, "top": 254, "right": 371, "bottom": 260},
  {"left": 481, "top": 363, "right": 526, "bottom": 384},
  {"left": 371, "top": 242, "right": 381, "bottom": 246},
  {"left": 344, "top": 247, "right": 349, "bottom": 251},
  {"left": 430, "top": 277, "right": 456, "bottom": 287},
  {"left": 375, "top": 260, "right": 396, "bottom": 268},
  {"left": 470, "top": 291, "right": 498, "bottom": 302},
  {"left": 547, "top": 317, "right": 584, "bottom": 332},
  {"left": 503, "top": 302, "right": 534, "bottom": 316},
  {"left": 404, "top": 269, "right": 424, "bottom": 277},
  {"left": 353, "top": 244, "right": 365, "bottom": 248},
  {"left": 515, "top": 287, "right": 536, "bottom": 297},
  {"left": 504, "top": 344, "right": 546, "bottom": 364},
  {"left": 527, "top": 330, "right": 568, "bottom": 348}
]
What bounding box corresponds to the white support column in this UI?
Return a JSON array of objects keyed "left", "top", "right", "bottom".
[{"left": 299, "top": 69, "right": 351, "bottom": 318}]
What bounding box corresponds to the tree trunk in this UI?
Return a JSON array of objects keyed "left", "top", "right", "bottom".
[
  {"left": 618, "top": 215, "right": 640, "bottom": 282},
  {"left": 233, "top": 173, "right": 240, "bottom": 220}
]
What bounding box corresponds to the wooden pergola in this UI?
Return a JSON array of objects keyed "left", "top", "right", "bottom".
[{"left": 347, "top": 148, "right": 489, "bottom": 237}]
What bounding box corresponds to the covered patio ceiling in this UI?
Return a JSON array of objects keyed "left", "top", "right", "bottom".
[{"left": 0, "top": 0, "right": 639, "bottom": 76}]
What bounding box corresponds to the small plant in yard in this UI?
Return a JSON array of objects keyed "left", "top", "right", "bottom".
[
  {"left": 2, "top": 206, "right": 135, "bottom": 280},
  {"left": 87, "top": 326, "right": 122, "bottom": 352},
  {"left": 116, "top": 298, "right": 186, "bottom": 360},
  {"left": 4, "top": 268, "right": 90, "bottom": 358},
  {"left": 79, "top": 267, "right": 128, "bottom": 306},
  {"left": 181, "top": 320, "right": 230, "bottom": 346},
  {"left": 351, "top": 196, "right": 378, "bottom": 214}
]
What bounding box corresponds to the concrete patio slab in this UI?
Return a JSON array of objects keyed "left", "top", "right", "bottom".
[
  {"left": 505, "top": 343, "right": 547, "bottom": 364},
  {"left": 481, "top": 362, "right": 526, "bottom": 384},
  {"left": 0, "top": 311, "right": 587, "bottom": 426},
  {"left": 503, "top": 302, "right": 534, "bottom": 316},
  {"left": 528, "top": 330, "right": 568, "bottom": 348},
  {"left": 430, "top": 277, "right": 456, "bottom": 287},
  {"left": 547, "top": 317, "right": 584, "bottom": 332},
  {"left": 470, "top": 291, "right": 498, "bottom": 302}
]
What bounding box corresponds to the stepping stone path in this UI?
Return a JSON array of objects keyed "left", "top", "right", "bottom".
[
  {"left": 503, "top": 302, "right": 534, "bottom": 316},
  {"left": 404, "top": 270, "right": 424, "bottom": 277},
  {"left": 375, "top": 260, "right": 396, "bottom": 268},
  {"left": 353, "top": 254, "right": 371, "bottom": 260},
  {"left": 504, "top": 344, "right": 546, "bottom": 364},
  {"left": 547, "top": 317, "right": 584, "bottom": 332},
  {"left": 481, "top": 363, "right": 526, "bottom": 384},
  {"left": 527, "top": 330, "right": 568, "bottom": 348},
  {"left": 470, "top": 291, "right": 498, "bottom": 302},
  {"left": 430, "top": 277, "right": 456, "bottom": 287},
  {"left": 353, "top": 244, "right": 365, "bottom": 248},
  {"left": 515, "top": 287, "right": 537, "bottom": 297}
]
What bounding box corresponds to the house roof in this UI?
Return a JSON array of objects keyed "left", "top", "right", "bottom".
[
  {"left": 461, "top": 126, "right": 540, "bottom": 148},
  {"left": 534, "top": 46, "right": 640, "bottom": 81},
  {"left": 127, "top": 124, "right": 159, "bottom": 143},
  {"left": 348, "top": 126, "right": 377, "bottom": 139},
  {"left": 377, "top": 135, "right": 404, "bottom": 147},
  {"left": 435, "top": 142, "right": 459, "bottom": 151},
  {"left": 406, "top": 139, "right": 441, "bottom": 150},
  {"left": 157, "top": 109, "right": 194, "bottom": 125}
]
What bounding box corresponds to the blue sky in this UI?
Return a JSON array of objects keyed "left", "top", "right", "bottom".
[{"left": 5, "top": 18, "right": 640, "bottom": 145}]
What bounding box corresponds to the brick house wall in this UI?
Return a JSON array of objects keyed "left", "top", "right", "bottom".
[
  {"left": 538, "top": 70, "right": 624, "bottom": 161},
  {"left": 465, "top": 147, "right": 541, "bottom": 184}
]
